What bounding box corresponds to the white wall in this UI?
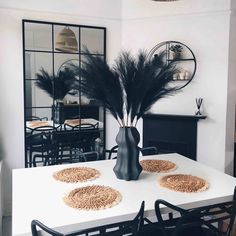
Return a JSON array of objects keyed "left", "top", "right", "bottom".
[
  {"left": 225, "top": 10, "right": 236, "bottom": 174},
  {"left": 121, "top": 0, "right": 235, "bottom": 174},
  {"left": 0, "top": 3, "right": 122, "bottom": 216},
  {"left": 0, "top": 0, "right": 236, "bottom": 218},
  {"left": 0, "top": 0, "right": 122, "bottom": 20}
]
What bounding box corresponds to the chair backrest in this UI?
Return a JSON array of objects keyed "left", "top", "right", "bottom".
[
  {"left": 140, "top": 146, "right": 158, "bottom": 156},
  {"left": 81, "top": 151, "right": 99, "bottom": 162},
  {"left": 155, "top": 186, "right": 236, "bottom": 236},
  {"left": 105, "top": 146, "right": 158, "bottom": 160},
  {"left": 105, "top": 145, "right": 118, "bottom": 159},
  {"left": 64, "top": 123, "right": 98, "bottom": 131},
  {"left": 31, "top": 201, "right": 145, "bottom": 236},
  {"left": 26, "top": 116, "right": 48, "bottom": 121}
]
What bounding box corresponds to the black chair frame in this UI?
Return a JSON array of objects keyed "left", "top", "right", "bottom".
[
  {"left": 26, "top": 126, "right": 58, "bottom": 167},
  {"left": 31, "top": 201, "right": 145, "bottom": 236},
  {"left": 142, "top": 187, "right": 236, "bottom": 236},
  {"left": 105, "top": 145, "right": 158, "bottom": 160}
]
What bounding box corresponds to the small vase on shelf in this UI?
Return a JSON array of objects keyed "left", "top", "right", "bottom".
[{"left": 195, "top": 98, "right": 203, "bottom": 116}]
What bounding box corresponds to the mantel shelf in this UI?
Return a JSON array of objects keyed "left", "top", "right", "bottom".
[{"left": 143, "top": 113, "right": 207, "bottom": 122}]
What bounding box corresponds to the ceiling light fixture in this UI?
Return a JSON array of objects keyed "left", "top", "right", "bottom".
[
  {"left": 152, "top": 0, "right": 179, "bottom": 1},
  {"left": 55, "top": 27, "right": 78, "bottom": 53}
]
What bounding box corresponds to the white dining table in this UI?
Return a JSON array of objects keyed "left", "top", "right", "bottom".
[{"left": 12, "top": 153, "right": 236, "bottom": 236}]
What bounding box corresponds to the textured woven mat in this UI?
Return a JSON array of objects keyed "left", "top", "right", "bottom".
[
  {"left": 28, "top": 121, "right": 49, "bottom": 128},
  {"left": 53, "top": 167, "right": 100, "bottom": 183},
  {"left": 64, "top": 119, "right": 82, "bottom": 127},
  {"left": 159, "top": 174, "right": 209, "bottom": 193},
  {"left": 64, "top": 185, "right": 122, "bottom": 210},
  {"left": 64, "top": 119, "right": 92, "bottom": 127},
  {"left": 140, "top": 159, "right": 177, "bottom": 173}
]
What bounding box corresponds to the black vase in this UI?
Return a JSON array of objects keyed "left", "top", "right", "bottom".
[
  {"left": 113, "top": 127, "right": 142, "bottom": 181},
  {"left": 53, "top": 102, "right": 65, "bottom": 124}
]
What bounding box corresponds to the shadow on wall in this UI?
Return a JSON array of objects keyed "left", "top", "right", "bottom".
[
  {"left": 0, "top": 134, "right": 12, "bottom": 218},
  {"left": 0, "top": 135, "right": 4, "bottom": 161}
]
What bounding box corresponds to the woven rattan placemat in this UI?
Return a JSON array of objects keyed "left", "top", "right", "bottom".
[
  {"left": 28, "top": 121, "right": 49, "bottom": 128},
  {"left": 64, "top": 185, "right": 122, "bottom": 210},
  {"left": 159, "top": 174, "right": 209, "bottom": 193},
  {"left": 53, "top": 167, "right": 100, "bottom": 183},
  {"left": 140, "top": 159, "right": 177, "bottom": 173},
  {"left": 64, "top": 119, "right": 82, "bottom": 127}
]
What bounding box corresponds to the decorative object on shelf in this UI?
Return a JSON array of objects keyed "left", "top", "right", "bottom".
[
  {"left": 148, "top": 41, "right": 196, "bottom": 87},
  {"left": 70, "top": 48, "right": 192, "bottom": 181},
  {"left": 159, "top": 174, "right": 209, "bottom": 193},
  {"left": 195, "top": 97, "right": 203, "bottom": 116},
  {"left": 55, "top": 26, "right": 78, "bottom": 53},
  {"left": 64, "top": 185, "right": 122, "bottom": 210},
  {"left": 173, "top": 68, "right": 191, "bottom": 81},
  {"left": 169, "top": 44, "right": 183, "bottom": 60}
]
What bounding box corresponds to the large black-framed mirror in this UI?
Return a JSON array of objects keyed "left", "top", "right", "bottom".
[{"left": 23, "top": 19, "right": 106, "bottom": 167}]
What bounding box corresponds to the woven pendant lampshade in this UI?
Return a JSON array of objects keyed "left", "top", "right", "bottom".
[{"left": 56, "top": 27, "right": 78, "bottom": 53}]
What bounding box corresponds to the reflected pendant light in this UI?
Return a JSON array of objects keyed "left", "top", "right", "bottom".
[{"left": 55, "top": 27, "right": 78, "bottom": 53}]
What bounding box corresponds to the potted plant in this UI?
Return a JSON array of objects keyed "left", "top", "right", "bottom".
[
  {"left": 169, "top": 44, "right": 183, "bottom": 60},
  {"left": 70, "top": 48, "right": 185, "bottom": 180}
]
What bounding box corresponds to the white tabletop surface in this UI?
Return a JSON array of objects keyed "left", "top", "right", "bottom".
[{"left": 12, "top": 153, "right": 236, "bottom": 236}]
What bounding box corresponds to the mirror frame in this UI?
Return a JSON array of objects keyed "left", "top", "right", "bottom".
[{"left": 22, "top": 19, "right": 106, "bottom": 167}]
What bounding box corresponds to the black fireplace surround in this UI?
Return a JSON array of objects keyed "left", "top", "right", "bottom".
[{"left": 143, "top": 114, "right": 206, "bottom": 160}]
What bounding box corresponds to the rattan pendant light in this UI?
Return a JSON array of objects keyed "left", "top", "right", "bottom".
[{"left": 55, "top": 27, "right": 78, "bottom": 53}]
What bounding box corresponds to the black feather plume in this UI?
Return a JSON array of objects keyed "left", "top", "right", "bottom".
[
  {"left": 35, "top": 67, "right": 78, "bottom": 100},
  {"left": 70, "top": 49, "right": 185, "bottom": 127}
]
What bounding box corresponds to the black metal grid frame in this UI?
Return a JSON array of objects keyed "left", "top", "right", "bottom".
[
  {"left": 22, "top": 19, "right": 107, "bottom": 167},
  {"left": 148, "top": 40, "right": 197, "bottom": 90}
]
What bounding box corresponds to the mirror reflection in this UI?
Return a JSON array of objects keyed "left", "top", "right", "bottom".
[{"left": 23, "top": 20, "right": 106, "bottom": 168}]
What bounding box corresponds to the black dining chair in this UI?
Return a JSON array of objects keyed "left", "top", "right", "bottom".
[
  {"left": 31, "top": 201, "right": 145, "bottom": 236},
  {"left": 26, "top": 126, "right": 57, "bottom": 167},
  {"left": 140, "top": 187, "right": 236, "bottom": 236},
  {"left": 64, "top": 122, "right": 100, "bottom": 153},
  {"left": 105, "top": 145, "right": 158, "bottom": 160}
]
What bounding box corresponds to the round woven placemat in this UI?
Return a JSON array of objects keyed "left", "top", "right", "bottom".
[
  {"left": 159, "top": 174, "right": 209, "bottom": 193},
  {"left": 140, "top": 159, "right": 177, "bottom": 173},
  {"left": 53, "top": 167, "right": 100, "bottom": 183},
  {"left": 64, "top": 185, "right": 122, "bottom": 210},
  {"left": 28, "top": 121, "right": 49, "bottom": 128}
]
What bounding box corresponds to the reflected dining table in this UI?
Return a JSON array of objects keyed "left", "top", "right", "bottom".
[{"left": 12, "top": 153, "right": 236, "bottom": 236}]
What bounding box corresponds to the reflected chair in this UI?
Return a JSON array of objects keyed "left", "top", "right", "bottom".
[
  {"left": 53, "top": 122, "right": 100, "bottom": 163},
  {"left": 105, "top": 145, "right": 158, "bottom": 160},
  {"left": 31, "top": 201, "right": 144, "bottom": 236},
  {"left": 26, "top": 116, "right": 48, "bottom": 121},
  {"left": 64, "top": 122, "right": 100, "bottom": 153},
  {"left": 141, "top": 187, "right": 236, "bottom": 236},
  {"left": 26, "top": 126, "right": 57, "bottom": 167}
]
